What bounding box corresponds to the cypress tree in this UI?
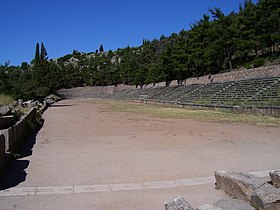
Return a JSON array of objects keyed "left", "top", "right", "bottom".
[
  {"left": 35, "top": 42, "right": 40, "bottom": 63},
  {"left": 99, "top": 44, "right": 104, "bottom": 53},
  {"left": 40, "top": 42, "right": 48, "bottom": 61}
]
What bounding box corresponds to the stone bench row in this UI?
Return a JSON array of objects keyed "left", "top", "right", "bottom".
[{"left": 108, "top": 76, "right": 280, "bottom": 107}]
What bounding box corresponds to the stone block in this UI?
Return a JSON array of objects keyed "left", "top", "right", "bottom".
[
  {"left": 214, "top": 170, "right": 265, "bottom": 202},
  {"left": 165, "top": 197, "right": 195, "bottom": 210},
  {"left": 269, "top": 170, "right": 280, "bottom": 188},
  {"left": 214, "top": 198, "right": 254, "bottom": 210},
  {"left": 251, "top": 183, "right": 280, "bottom": 210}
]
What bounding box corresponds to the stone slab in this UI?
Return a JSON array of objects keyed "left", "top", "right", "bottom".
[
  {"left": 214, "top": 170, "right": 265, "bottom": 202},
  {"left": 214, "top": 198, "right": 254, "bottom": 210},
  {"left": 251, "top": 183, "right": 280, "bottom": 210}
]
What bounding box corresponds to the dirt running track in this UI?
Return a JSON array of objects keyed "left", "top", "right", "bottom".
[{"left": 0, "top": 99, "right": 280, "bottom": 209}]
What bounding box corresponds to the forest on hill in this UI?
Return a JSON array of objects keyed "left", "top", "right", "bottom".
[{"left": 0, "top": 0, "right": 279, "bottom": 100}]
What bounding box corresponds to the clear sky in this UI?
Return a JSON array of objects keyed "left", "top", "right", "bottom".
[{"left": 0, "top": 0, "right": 255, "bottom": 66}]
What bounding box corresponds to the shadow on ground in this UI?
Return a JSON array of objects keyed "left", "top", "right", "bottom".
[{"left": 0, "top": 121, "right": 44, "bottom": 190}]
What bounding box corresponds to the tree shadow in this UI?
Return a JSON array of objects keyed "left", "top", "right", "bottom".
[{"left": 0, "top": 120, "right": 44, "bottom": 190}]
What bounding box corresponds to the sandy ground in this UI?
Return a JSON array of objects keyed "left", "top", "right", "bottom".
[{"left": 0, "top": 99, "right": 279, "bottom": 209}]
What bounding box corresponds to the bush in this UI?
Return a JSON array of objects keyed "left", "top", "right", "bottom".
[{"left": 0, "top": 94, "right": 14, "bottom": 106}]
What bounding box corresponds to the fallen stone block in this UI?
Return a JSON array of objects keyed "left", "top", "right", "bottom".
[
  {"left": 251, "top": 183, "right": 280, "bottom": 210},
  {"left": 269, "top": 170, "right": 280, "bottom": 188},
  {"left": 165, "top": 196, "right": 195, "bottom": 210},
  {"left": 214, "top": 198, "right": 255, "bottom": 210},
  {"left": 214, "top": 170, "right": 265, "bottom": 202}
]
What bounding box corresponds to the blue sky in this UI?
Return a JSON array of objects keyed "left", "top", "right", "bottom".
[{"left": 0, "top": 0, "right": 254, "bottom": 66}]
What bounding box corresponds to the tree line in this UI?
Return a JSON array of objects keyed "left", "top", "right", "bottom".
[{"left": 0, "top": 0, "right": 279, "bottom": 100}]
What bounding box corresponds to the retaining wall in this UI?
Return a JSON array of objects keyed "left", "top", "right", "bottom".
[
  {"left": 0, "top": 116, "right": 14, "bottom": 129},
  {"left": 0, "top": 108, "right": 37, "bottom": 154},
  {"left": 0, "top": 134, "right": 5, "bottom": 172},
  {"left": 144, "top": 100, "right": 280, "bottom": 118}
]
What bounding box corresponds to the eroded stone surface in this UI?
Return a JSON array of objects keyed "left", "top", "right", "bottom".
[
  {"left": 214, "top": 198, "right": 254, "bottom": 210},
  {"left": 165, "top": 197, "right": 195, "bottom": 210},
  {"left": 251, "top": 183, "right": 280, "bottom": 210},
  {"left": 214, "top": 170, "right": 265, "bottom": 202},
  {"left": 269, "top": 170, "right": 280, "bottom": 188}
]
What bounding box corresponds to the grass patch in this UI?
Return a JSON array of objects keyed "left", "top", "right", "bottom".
[
  {"left": 0, "top": 94, "right": 15, "bottom": 106},
  {"left": 101, "top": 100, "right": 280, "bottom": 126}
]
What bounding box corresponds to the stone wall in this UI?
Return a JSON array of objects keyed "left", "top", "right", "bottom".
[
  {"left": 0, "top": 134, "right": 5, "bottom": 172},
  {"left": 0, "top": 108, "right": 36, "bottom": 154},
  {"left": 145, "top": 101, "right": 280, "bottom": 118}
]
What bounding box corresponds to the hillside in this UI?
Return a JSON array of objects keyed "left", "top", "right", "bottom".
[{"left": 0, "top": 0, "right": 279, "bottom": 100}]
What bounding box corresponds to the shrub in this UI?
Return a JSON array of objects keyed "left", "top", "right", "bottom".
[{"left": 0, "top": 94, "right": 14, "bottom": 106}]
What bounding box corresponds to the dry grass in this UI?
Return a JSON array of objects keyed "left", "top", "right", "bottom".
[
  {"left": 99, "top": 100, "right": 280, "bottom": 126},
  {"left": 0, "top": 94, "right": 15, "bottom": 106}
]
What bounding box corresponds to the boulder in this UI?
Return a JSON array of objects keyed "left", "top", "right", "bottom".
[
  {"left": 165, "top": 197, "right": 195, "bottom": 210},
  {"left": 215, "top": 170, "right": 265, "bottom": 202},
  {"left": 269, "top": 170, "right": 280, "bottom": 188},
  {"left": 251, "top": 183, "right": 280, "bottom": 210}
]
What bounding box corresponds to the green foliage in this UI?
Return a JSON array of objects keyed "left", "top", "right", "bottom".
[
  {"left": 0, "top": 0, "right": 279, "bottom": 101},
  {"left": 0, "top": 94, "right": 14, "bottom": 106}
]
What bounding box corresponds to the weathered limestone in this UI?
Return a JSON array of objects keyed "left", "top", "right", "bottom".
[
  {"left": 215, "top": 170, "right": 280, "bottom": 210},
  {"left": 196, "top": 199, "right": 255, "bottom": 210},
  {"left": 214, "top": 170, "right": 265, "bottom": 202},
  {"left": 251, "top": 183, "right": 280, "bottom": 210},
  {"left": 214, "top": 198, "right": 254, "bottom": 210},
  {"left": 269, "top": 170, "right": 280, "bottom": 188},
  {"left": 165, "top": 197, "right": 195, "bottom": 210}
]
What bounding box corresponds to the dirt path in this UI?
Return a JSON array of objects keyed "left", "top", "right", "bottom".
[{"left": 0, "top": 99, "right": 279, "bottom": 209}]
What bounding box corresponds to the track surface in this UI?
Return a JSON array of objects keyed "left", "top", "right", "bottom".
[{"left": 0, "top": 99, "right": 279, "bottom": 209}]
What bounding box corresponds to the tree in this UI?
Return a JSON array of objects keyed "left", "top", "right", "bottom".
[
  {"left": 99, "top": 44, "right": 104, "bottom": 53},
  {"left": 40, "top": 42, "right": 48, "bottom": 61},
  {"left": 34, "top": 42, "right": 40, "bottom": 63}
]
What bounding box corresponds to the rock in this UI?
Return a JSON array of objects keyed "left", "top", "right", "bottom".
[
  {"left": 165, "top": 197, "right": 195, "bottom": 210},
  {"left": 214, "top": 198, "right": 254, "bottom": 210},
  {"left": 269, "top": 170, "right": 280, "bottom": 188},
  {"left": 251, "top": 183, "right": 280, "bottom": 210},
  {"left": 0, "top": 106, "right": 11, "bottom": 116},
  {"left": 215, "top": 170, "right": 265, "bottom": 202}
]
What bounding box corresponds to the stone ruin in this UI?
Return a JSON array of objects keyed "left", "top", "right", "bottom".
[{"left": 165, "top": 170, "right": 280, "bottom": 210}]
